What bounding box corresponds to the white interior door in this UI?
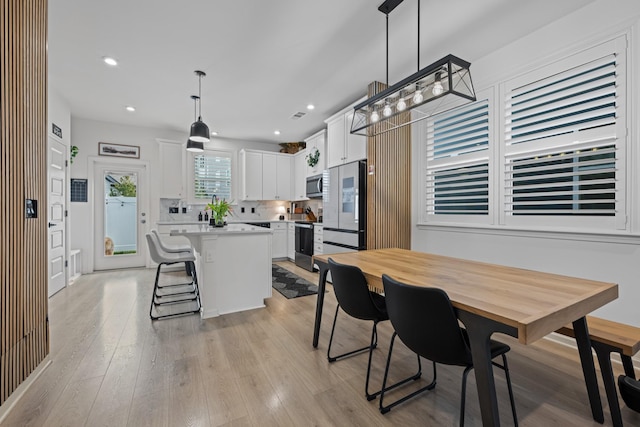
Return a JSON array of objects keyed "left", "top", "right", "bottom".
[
  {"left": 48, "top": 137, "right": 66, "bottom": 297},
  {"left": 94, "top": 163, "right": 147, "bottom": 270}
]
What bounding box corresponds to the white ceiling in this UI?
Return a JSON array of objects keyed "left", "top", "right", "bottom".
[{"left": 48, "top": 0, "right": 594, "bottom": 145}]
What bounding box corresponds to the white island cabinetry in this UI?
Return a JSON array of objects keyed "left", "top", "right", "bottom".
[{"left": 172, "top": 224, "right": 272, "bottom": 318}]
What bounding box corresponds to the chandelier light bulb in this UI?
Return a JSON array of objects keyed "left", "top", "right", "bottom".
[
  {"left": 383, "top": 103, "right": 392, "bottom": 117},
  {"left": 370, "top": 110, "right": 379, "bottom": 123},
  {"left": 397, "top": 97, "right": 406, "bottom": 111},
  {"left": 432, "top": 80, "right": 444, "bottom": 96},
  {"left": 413, "top": 89, "right": 424, "bottom": 104}
]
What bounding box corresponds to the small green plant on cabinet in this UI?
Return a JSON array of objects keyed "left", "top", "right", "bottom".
[
  {"left": 306, "top": 147, "right": 320, "bottom": 167},
  {"left": 70, "top": 145, "right": 79, "bottom": 164}
]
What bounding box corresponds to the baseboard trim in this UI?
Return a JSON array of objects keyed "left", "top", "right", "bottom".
[{"left": 0, "top": 356, "right": 52, "bottom": 424}]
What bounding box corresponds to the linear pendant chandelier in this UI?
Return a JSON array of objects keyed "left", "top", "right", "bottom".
[{"left": 350, "top": 0, "right": 476, "bottom": 137}]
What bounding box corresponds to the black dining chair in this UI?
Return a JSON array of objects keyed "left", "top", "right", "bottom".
[
  {"left": 618, "top": 374, "right": 640, "bottom": 413},
  {"left": 327, "top": 258, "right": 421, "bottom": 401},
  {"left": 380, "top": 274, "right": 518, "bottom": 426}
]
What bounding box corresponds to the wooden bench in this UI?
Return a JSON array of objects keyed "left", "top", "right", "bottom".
[{"left": 557, "top": 316, "right": 640, "bottom": 427}]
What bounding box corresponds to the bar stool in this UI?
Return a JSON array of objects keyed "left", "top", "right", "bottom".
[
  {"left": 146, "top": 233, "right": 201, "bottom": 320},
  {"left": 151, "top": 229, "right": 195, "bottom": 280}
]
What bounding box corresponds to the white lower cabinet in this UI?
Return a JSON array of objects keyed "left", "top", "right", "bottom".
[
  {"left": 313, "top": 224, "right": 323, "bottom": 270},
  {"left": 271, "top": 222, "right": 287, "bottom": 259},
  {"left": 287, "top": 222, "right": 295, "bottom": 260}
]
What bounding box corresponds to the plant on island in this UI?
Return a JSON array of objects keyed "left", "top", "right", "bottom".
[{"left": 206, "top": 195, "right": 233, "bottom": 225}]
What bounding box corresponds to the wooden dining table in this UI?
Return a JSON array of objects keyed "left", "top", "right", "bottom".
[{"left": 312, "top": 248, "right": 618, "bottom": 426}]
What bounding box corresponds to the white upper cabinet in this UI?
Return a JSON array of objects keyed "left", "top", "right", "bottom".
[
  {"left": 326, "top": 113, "right": 346, "bottom": 168},
  {"left": 263, "top": 152, "right": 292, "bottom": 200},
  {"left": 293, "top": 149, "right": 308, "bottom": 201},
  {"left": 325, "top": 99, "right": 367, "bottom": 168},
  {"left": 158, "top": 140, "right": 186, "bottom": 198},
  {"left": 240, "top": 149, "right": 292, "bottom": 201},
  {"left": 304, "top": 129, "right": 326, "bottom": 177},
  {"left": 240, "top": 149, "right": 263, "bottom": 200}
]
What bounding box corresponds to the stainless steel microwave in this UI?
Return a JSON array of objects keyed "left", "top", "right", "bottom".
[{"left": 306, "top": 174, "right": 323, "bottom": 198}]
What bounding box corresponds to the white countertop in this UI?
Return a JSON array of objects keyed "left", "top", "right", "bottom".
[
  {"left": 169, "top": 223, "right": 273, "bottom": 236},
  {"left": 157, "top": 219, "right": 295, "bottom": 226}
]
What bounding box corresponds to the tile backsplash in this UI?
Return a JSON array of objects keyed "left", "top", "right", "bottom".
[{"left": 159, "top": 198, "right": 322, "bottom": 223}]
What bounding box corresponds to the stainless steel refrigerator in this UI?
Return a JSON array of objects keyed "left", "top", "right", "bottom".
[{"left": 322, "top": 160, "right": 366, "bottom": 254}]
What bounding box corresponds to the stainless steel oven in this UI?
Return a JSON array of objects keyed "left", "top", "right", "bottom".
[{"left": 294, "top": 221, "right": 314, "bottom": 271}]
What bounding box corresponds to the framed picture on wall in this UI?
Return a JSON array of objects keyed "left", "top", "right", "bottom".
[{"left": 98, "top": 142, "right": 140, "bottom": 159}]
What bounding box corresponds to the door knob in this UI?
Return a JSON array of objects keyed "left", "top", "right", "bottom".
[{"left": 48, "top": 222, "right": 55, "bottom": 228}]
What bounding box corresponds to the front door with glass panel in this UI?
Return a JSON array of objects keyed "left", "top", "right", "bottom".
[{"left": 94, "top": 164, "right": 147, "bottom": 270}]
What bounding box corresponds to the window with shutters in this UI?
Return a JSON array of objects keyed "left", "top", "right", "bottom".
[
  {"left": 421, "top": 98, "right": 492, "bottom": 224},
  {"left": 502, "top": 36, "right": 626, "bottom": 231},
  {"left": 192, "top": 151, "right": 232, "bottom": 201},
  {"left": 419, "top": 35, "right": 629, "bottom": 234}
]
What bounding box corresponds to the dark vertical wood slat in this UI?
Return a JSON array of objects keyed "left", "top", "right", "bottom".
[{"left": 1, "top": 0, "right": 49, "bottom": 407}]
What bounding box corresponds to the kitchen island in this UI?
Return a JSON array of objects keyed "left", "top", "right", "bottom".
[{"left": 171, "top": 223, "right": 272, "bottom": 318}]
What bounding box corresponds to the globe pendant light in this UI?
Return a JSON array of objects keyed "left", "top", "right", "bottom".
[
  {"left": 189, "top": 70, "right": 210, "bottom": 143},
  {"left": 186, "top": 95, "right": 204, "bottom": 152}
]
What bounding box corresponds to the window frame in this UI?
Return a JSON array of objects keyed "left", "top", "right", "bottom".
[
  {"left": 186, "top": 148, "right": 236, "bottom": 204},
  {"left": 417, "top": 88, "right": 496, "bottom": 226},
  {"left": 417, "top": 34, "right": 630, "bottom": 235},
  {"left": 498, "top": 35, "right": 627, "bottom": 232}
]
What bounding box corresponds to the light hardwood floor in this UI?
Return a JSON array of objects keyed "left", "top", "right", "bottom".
[{"left": 1, "top": 261, "right": 638, "bottom": 426}]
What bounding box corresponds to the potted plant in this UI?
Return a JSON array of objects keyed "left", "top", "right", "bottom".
[{"left": 206, "top": 195, "right": 233, "bottom": 227}]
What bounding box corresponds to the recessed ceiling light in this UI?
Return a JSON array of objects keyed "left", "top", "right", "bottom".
[
  {"left": 274, "top": 130, "right": 281, "bottom": 135},
  {"left": 125, "top": 106, "right": 136, "bottom": 112},
  {"left": 307, "top": 104, "right": 315, "bottom": 110},
  {"left": 103, "top": 56, "right": 118, "bottom": 66}
]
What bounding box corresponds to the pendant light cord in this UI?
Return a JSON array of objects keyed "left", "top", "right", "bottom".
[
  {"left": 386, "top": 13, "right": 389, "bottom": 86},
  {"left": 198, "top": 74, "right": 202, "bottom": 119},
  {"left": 417, "top": 0, "right": 420, "bottom": 71}
]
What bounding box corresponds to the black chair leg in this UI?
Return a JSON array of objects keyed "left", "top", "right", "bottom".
[
  {"left": 501, "top": 354, "right": 518, "bottom": 427},
  {"left": 460, "top": 365, "right": 473, "bottom": 427},
  {"left": 380, "top": 332, "right": 434, "bottom": 414},
  {"left": 327, "top": 305, "right": 372, "bottom": 362},
  {"left": 150, "top": 261, "right": 201, "bottom": 321}
]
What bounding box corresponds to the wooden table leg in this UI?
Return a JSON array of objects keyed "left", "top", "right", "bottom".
[
  {"left": 312, "top": 261, "right": 329, "bottom": 348},
  {"left": 573, "top": 317, "right": 605, "bottom": 423}
]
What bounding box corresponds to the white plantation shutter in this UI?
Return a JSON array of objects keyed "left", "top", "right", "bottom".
[
  {"left": 503, "top": 36, "right": 626, "bottom": 228},
  {"left": 193, "top": 153, "right": 232, "bottom": 201},
  {"left": 425, "top": 100, "right": 490, "bottom": 217}
]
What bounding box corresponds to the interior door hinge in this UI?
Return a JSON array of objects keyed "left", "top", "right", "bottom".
[
  {"left": 65, "top": 260, "right": 68, "bottom": 267},
  {"left": 65, "top": 210, "right": 68, "bottom": 217},
  {"left": 65, "top": 160, "right": 69, "bottom": 167}
]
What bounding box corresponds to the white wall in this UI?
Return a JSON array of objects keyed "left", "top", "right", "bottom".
[
  {"left": 412, "top": 0, "right": 640, "bottom": 326},
  {"left": 69, "top": 117, "right": 280, "bottom": 273}
]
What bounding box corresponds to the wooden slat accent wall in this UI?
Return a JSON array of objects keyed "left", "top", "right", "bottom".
[
  {"left": 0, "top": 0, "right": 49, "bottom": 406},
  {"left": 366, "top": 82, "right": 412, "bottom": 250}
]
